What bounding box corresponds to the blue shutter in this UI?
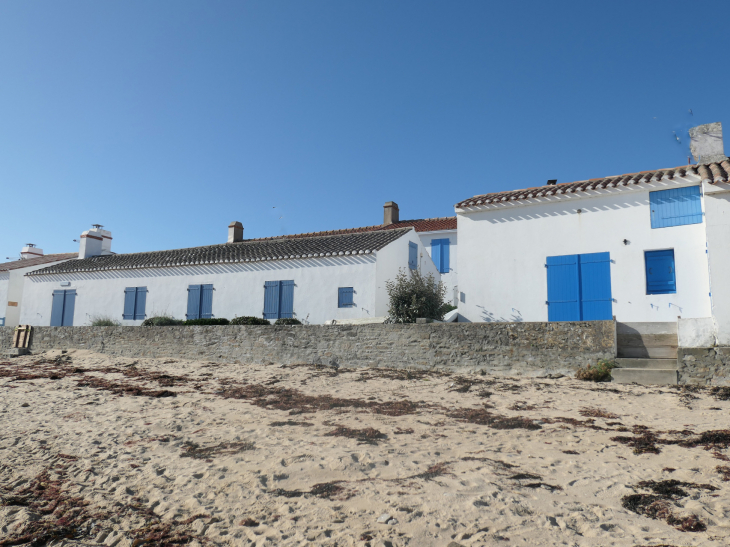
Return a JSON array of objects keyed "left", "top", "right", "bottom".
[
  {"left": 123, "top": 288, "right": 136, "bottom": 320},
  {"left": 646, "top": 250, "right": 676, "bottom": 294},
  {"left": 263, "top": 281, "right": 280, "bottom": 320},
  {"left": 408, "top": 242, "right": 418, "bottom": 270},
  {"left": 431, "top": 241, "right": 441, "bottom": 273},
  {"left": 280, "top": 280, "right": 294, "bottom": 318},
  {"left": 51, "top": 290, "right": 65, "bottom": 326},
  {"left": 650, "top": 186, "right": 702, "bottom": 229},
  {"left": 0, "top": 318, "right": 4, "bottom": 326},
  {"left": 200, "top": 284, "right": 214, "bottom": 318},
  {"left": 338, "top": 287, "right": 354, "bottom": 308},
  {"left": 134, "top": 287, "right": 147, "bottom": 320},
  {"left": 546, "top": 255, "right": 581, "bottom": 321},
  {"left": 62, "top": 290, "right": 76, "bottom": 326},
  {"left": 579, "top": 253, "right": 612, "bottom": 320},
  {"left": 441, "top": 239, "right": 450, "bottom": 274},
  {"left": 187, "top": 285, "right": 201, "bottom": 320}
]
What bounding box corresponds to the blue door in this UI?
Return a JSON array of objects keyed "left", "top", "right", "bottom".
[
  {"left": 546, "top": 253, "right": 612, "bottom": 321},
  {"left": 645, "top": 250, "right": 676, "bottom": 294},
  {"left": 50, "top": 289, "right": 76, "bottom": 326}
]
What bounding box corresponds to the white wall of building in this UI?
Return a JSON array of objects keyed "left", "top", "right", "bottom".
[
  {"left": 702, "top": 182, "right": 730, "bottom": 344},
  {"left": 0, "top": 273, "right": 8, "bottom": 325},
  {"left": 418, "top": 230, "right": 458, "bottom": 305},
  {"left": 3, "top": 260, "right": 76, "bottom": 327},
  {"left": 456, "top": 179, "right": 712, "bottom": 324}
]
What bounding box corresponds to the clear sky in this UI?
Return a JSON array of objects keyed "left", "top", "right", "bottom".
[{"left": 1, "top": 1, "right": 729, "bottom": 259}]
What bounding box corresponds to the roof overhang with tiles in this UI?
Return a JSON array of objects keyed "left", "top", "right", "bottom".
[
  {"left": 0, "top": 253, "right": 78, "bottom": 272},
  {"left": 27, "top": 228, "right": 412, "bottom": 276},
  {"left": 455, "top": 161, "right": 730, "bottom": 213}
]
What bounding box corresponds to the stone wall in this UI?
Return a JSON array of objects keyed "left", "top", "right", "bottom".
[
  {"left": 1, "top": 321, "right": 616, "bottom": 376},
  {"left": 678, "top": 347, "right": 730, "bottom": 386}
]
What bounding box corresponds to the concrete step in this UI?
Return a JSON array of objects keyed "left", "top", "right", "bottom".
[
  {"left": 617, "top": 333, "right": 678, "bottom": 358},
  {"left": 617, "top": 346, "right": 678, "bottom": 358},
  {"left": 617, "top": 322, "right": 677, "bottom": 335},
  {"left": 615, "top": 358, "right": 678, "bottom": 369},
  {"left": 611, "top": 368, "right": 678, "bottom": 385}
]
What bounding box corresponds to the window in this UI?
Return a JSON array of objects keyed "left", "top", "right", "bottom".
[
  {"left": 650, "top": 186, "right": 702, "bottom": 229},
  {"left": 0, "top": 317, "right": 4, "bottom": 326},
  {"left": 50, "top": 289, "right": 76, "bottom": 326},
  {"left": 338, "top": 287, "right": 354, "bottom": 308},
  {"left": 408, "top": 242, "right": 418, "bottom": 270},
  {"left": 645, "top": 250, "right": 676, "bottom": 294},
  {"left": 123, "top": 287, "right": 147, "bottom": 320},
  {"left": 431, "top": 238, "right": 450, "bottom": 274},
  {"left": 187, "top": 284, "right": 214, "bottom": 320},
  {"left": 264, "top": 280, "right": 294, "bottom": 320}
]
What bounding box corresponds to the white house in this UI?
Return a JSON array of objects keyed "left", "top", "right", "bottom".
[
  {"left": 0, "top": 246, "right": 77, "bottom": 327},
  {"left": 21, "top": 223, "right": 439, "bottom": 326},
  {"left": 455, "top": 124, "right": 730, "bottom": 343}
]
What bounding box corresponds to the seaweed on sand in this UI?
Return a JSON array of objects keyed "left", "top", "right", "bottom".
[
  {"left": 180, "top": 441, "right": 255, "bottom": 459},
  {"left": 324, "top": 425, "right": 387, "bottom": 445},
  {"left": 448, "top": 407, "right": 541, "bottom": 430}
]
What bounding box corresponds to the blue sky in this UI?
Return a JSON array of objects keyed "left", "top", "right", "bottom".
[{"left": 1, "top": 1, "right": 729, "bottom": 259}]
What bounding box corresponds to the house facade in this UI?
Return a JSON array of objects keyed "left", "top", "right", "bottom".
[
  {"left": 21, "top": 225, "right": 439, "bottom": 326},
  {"left": 455, "top": 159, "right": 730, "bottom": 343}
]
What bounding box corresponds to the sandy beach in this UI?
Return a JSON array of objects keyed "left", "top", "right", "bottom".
[{"left": 1, "top": 349, "right": 729, "bottom": 546}]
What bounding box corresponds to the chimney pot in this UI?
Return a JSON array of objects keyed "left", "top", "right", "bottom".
[
  {"left": 228, "top": 221, "right": 244, "bottom": 243},
  {"left": 547, "top": 179, "right": 557, "bottom": 186},
  {"left": 78, "top": 225, "right": 105, "bottom": 259},
  {"left": 20, "top": 245, "right": 44, "bottom": 259},
  {"left": 383, "top": 202, "right": 399, "bottom": 226}
]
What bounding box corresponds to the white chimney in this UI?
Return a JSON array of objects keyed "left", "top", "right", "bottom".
[
  {"left": 20, "top": 244, "right": 43, "bottom": 260},
  {"left": 99, "top": 227, "right": 113, "bottom": 255},
  {"left": 228, "top": 221, "right": 244, "bottom": 243},
  {"left": 690, "top": 122, "right": 727, "bottom": 164},
  {"left": 79, "top": 225, "right": 104, "bottom": 259}
]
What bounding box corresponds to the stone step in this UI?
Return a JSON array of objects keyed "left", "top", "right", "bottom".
[
  {"left": 611, "top": 368, "right": 678, "bottom": 385},
  {"left": 617, "top": 346, "right": 678, "bottom": 359},
  {"left": 617, "top": 333, "right": 678, "bottom": 359},
  {"left": 617, "top": 322, "right": 677, "bottom": 335},
  {"left": 615, "top": 358, "right": 678, "bottom": 370}
]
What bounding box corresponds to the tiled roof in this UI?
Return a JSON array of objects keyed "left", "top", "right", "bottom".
[
  {"left": 27, "top": 229, "right": 411, "bottom": 276},
  {"left": 0, "top": 253, "right": 78, "bottom": 272},
  {"left": 456, "top": 161, "right": 730, "bottom": 209},
  {"left": 256, "top": 216, "right": 457, "bottom": 240}
]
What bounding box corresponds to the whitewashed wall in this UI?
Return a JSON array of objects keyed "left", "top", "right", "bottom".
[
  {"left": 0, "top": 273, "right": 8, "bottom": 325},
  {"left": 457, "top": 178, "right": 712, "bottom": 324},
  {"left": 4, "top": 260, "right": 77, "bottom": 327},
  {"left": 418, "top": 230, "right": 458, "bottom": 305},
  {"left": 703, "top": 182, "right": 730, "bottom": 344}
]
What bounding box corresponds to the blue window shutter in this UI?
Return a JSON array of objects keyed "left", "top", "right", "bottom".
[
  {"left": 646, "top": 250, "right": 676, "bottom": 294},
  {"left": 408, "top": 242, "right": 418, "bottom": 270},
  {"left": 187, "top": 285, "right": 201, "bottom": 319},
  {"left": 650, "top": 186, "right": 702, "bottom": 229},
  {"left": 134, "top": 287, "right": 147, "bottom": 320},
  {"left": 263, "top": 281, "right": 280, "bottom": 320},
  {"left": 431, "top": 241, "right": 441, "bottom": 273},
  {"left": 546, "top": 255, "right": 581, "bottom": 321},
  {"left": 578, "top": 252, "right": 612, "bottom": 320},
  {"left": 62, "top": 290, "right": 76, "bottom": 326},
  {"left": 280, "top": 280, "right": 295, "bottom": 318},
  {"left": 123, "top": 288, "right": 136, "bottom": 320},
  {"left": 200, "top": 284, "right": 214, "bottom": 318},
  {"left": 441, "top": 239, "right": 450, "bottom": 273},
  {"left": 338, "top": 287, "right": 354, "bottom": 308},
  {"left": 51, "top": 290, "right": 65, "bottom": 326}
]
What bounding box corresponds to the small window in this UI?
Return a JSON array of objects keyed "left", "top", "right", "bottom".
[
  {"left": 431, "top": 238, "right": 450, "bottom": 273},
  {"left": 123, "top": 287, "right": 148, "bottom": 320},
  {"left": 650, "top": 186, "right": 702, "bottom": 229},
  {"left": 408, "top": 242, "right": 418, "bottom": 270},
  {"left": 338, "top": 287, "right": 354, "bottom": 308},
  {"left": 645, "top": 250, "right": 676, "bottom": 294},
  {"left": 187, "top": 284, "right": 214, "bottom": 320},
  {"left": 0, "top": 317, "right": 5, "bottom": 326}
]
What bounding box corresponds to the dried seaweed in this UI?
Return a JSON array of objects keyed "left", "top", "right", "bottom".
[
  {"left": 579, "top": 407, "right": 619, "bottom": 419},
  {"left": 180, "top": 441, "right": 255, "bottom": 459},
  {"left": 448, "top": 407, "right": 541, "bottom": 430}
]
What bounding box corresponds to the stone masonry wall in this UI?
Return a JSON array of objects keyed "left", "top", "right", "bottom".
[
  {"left": 678, "top": 347, "right": 730, "bottom": 386},
  {"left": 1, "top": 321, "right": 615, "bottom": 376}
]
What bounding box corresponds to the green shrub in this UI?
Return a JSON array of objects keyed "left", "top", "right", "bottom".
[
  {"left": 576, "top": 359, "right": 616, "bottom": 382},
  {"left": 141, "top": 315, "right": 184, "bottom": 327},
  {"left": 385, "top": 268, "right": 447, "bottom": 324},
  {"left": 230, "top": 316, "right": 271, "bottom": 325},
  {"left": 183, "top": 318, "right": 230, "bottom": 326},
  {"left": 274, "top": 318, "right": 302, "bottom": 326},
  {"left": 90, "top": 315, "right": 121, "bottom": 327}
]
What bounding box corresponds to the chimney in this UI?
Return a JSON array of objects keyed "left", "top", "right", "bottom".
[
  {"left": 383, "top": 202, "right": 399, "bottom": 226},
  {"left": 96, "top": 225, "right": 113, "bottom": 255},
  {"left": 20, "top": 244, "right": 43, "bottom": 260},
  {"left": 690, "top": 122, "right": 727, "bottom": 164},
  {"left": 546, "top": 179, "right": 557, "bottom": 186},
  {"left": 228, "top": 221, "right": 244, "bottom": 243},
  {"left": 79, "top": 225, "right": 104, "bottom": 259}
]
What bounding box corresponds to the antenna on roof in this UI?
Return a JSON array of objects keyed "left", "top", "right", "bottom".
[
  {"left": 25, "top": 243, "right": 36, "bottom": 248},
  {"left": 92, "top": 224, "right": 104, "bottom": 229}
]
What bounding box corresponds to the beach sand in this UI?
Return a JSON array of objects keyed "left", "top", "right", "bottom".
[{"left": 1, "top": 349, "right": 729, "bottom": 546}]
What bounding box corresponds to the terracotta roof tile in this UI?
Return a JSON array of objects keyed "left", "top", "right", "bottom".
[
  {"left": 0, "top": 253, "right": 78, "bottom": 272},
  {"left": 456, "top": 161, "right": 730, "bottom": 209}
]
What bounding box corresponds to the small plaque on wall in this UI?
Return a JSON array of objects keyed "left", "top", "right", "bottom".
[{"left": 7, "top": 302, "right": 18, "bottom": 307}]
